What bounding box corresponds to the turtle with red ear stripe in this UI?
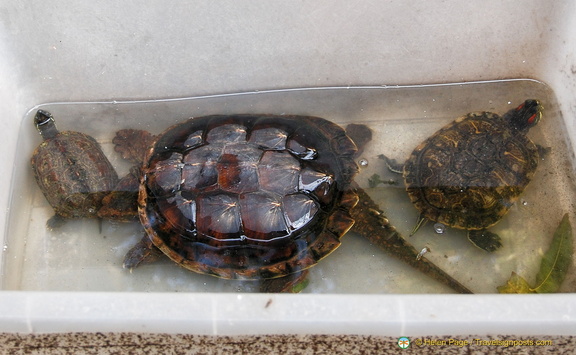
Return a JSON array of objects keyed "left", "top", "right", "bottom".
[{"left": 382, "top": 100, "right": 544, "bottom": 252}]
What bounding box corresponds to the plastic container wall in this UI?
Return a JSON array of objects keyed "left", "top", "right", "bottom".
[{"left": 0, "top": 0, "right": 576, "bottom": 335}]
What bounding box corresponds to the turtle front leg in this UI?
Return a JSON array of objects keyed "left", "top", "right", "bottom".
[
  {"left": 378, "top": 154, "right": 404, "bottom": 174},
  {"left": 468, "top": 230, "right": 502, "bottom": 252}
]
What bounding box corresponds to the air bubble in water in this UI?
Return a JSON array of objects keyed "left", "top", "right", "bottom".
[{"left": 434, "top": 223, "right": 446, "bottom": 234}]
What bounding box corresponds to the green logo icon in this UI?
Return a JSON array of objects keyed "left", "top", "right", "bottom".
[{"left": 398, "top": 337, "right": 410, "bottom": 349}]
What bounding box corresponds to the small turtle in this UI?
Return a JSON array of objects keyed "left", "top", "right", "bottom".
[
  {"left": 31, "top": 110, "right": 119, "bottom": 229},
  {"left": 383, "top": 100, "right": 543, "bottom": 251},
  {"left": 99, "top": 114, "right": 472, "bottom": 293}
]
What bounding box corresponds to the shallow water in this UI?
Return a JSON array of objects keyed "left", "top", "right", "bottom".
[{"left": 3, "top": 80, "right": 575, "bottom": 293}]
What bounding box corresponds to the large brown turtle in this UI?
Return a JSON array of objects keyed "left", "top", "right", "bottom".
[
  {"left": 31, "top": 110, "right": 118, "bottom": 229},
  {"left": 99, "top": 114, "right": 472, "bottom": 293},
  {"left": 383, "top": 100, "right": 543, "bottom": 252}
]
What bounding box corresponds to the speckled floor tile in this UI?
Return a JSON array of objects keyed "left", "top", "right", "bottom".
[{"left": 0, "top": 333, "right": 573, "bottom": 354}]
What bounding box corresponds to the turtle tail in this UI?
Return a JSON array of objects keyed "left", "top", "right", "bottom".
[{"left": 349, "top": 183, "right": 473, "bottom": 294}]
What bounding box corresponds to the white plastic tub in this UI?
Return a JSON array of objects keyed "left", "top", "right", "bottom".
[{"left": 1, "top": 0, "right": 576, "bottom": 336}]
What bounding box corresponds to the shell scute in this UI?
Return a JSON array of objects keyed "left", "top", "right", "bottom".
[
  {"left": 283, "top": 193, "right": 319, "bottom": 230},
  {"left": 181, "top": 145, "right": 221, "bottom": 191},
  {"left": 240, "top": 191, "right": 289, "bottom": 240},
  {"left": 248, "top": 127, "right": 288, "bottom": 150},
  {"left": 195, "top": 192, "right": 242, "bottom": 238},
  {"left": 147, "top": 152, "right": 183, "bottom": 197},
  {"left": 258, "top": 150, "right": 300, "bottom": 195},
  {"left": 217, "top": 145, "right": 261, "bottom": 194},
  {"left": 308, "top": 230, "right": 342, "bottom": 260},
  {"left": 206, "top": 123, "right": 247, "bottom": 143}
]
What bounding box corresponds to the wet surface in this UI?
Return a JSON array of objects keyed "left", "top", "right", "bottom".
[{"left": 3, "top": 80, "right": 576, "bottom": 293}]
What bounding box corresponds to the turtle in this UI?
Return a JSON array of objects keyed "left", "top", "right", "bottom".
[
  {"left": 98, "top": 114, "right": 472, "bottom": 293},
  {"left": 31, "top": 110, "right": 119, "bottom": 229},
  {"left": 382, "top": 99, "right": 543, "bottom": 252}
]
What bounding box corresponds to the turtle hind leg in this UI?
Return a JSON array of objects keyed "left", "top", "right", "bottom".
[
  {"left": 259, "top": 270, "right": 310, "bottom": 293},
  {"left": 46, "top": 214, "right": 67, "bottom": 230},
  {"left": 123, "top": 236, "right": 164, "bottom": 270},
  {"left": 468, "top": 230, "right": 502, "bottom": 252}
]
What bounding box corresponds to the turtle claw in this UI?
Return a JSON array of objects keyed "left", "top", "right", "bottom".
[
  {"left": 113, "top": 129, "right": 156, "bottom": 165},
  {"left": 409, "top": 215, "right": 428, "bottom": 237},
  {"left": 537, "top": 144, "right": 552, "bottom": 159},
  {"left": 468, "top": 230, "right": 502, "bottom": 252}
]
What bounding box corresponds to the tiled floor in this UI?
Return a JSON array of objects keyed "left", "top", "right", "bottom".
[{"left": 0, "top": 333, "right": 572, "bottom": 354}]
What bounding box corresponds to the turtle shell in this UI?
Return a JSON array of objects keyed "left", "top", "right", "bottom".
[
  {"left": 31, "top": 112, "right": 119, "bottom": 224},
  {"left": 403, "top": 101, "right": 541, "bottom": 230},
  {"left": 138, "top": 114, "right": 360, "bottom": 280}
]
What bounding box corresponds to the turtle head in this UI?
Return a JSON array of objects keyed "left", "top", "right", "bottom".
[
  {"left": 506, "top": 99, "right": 542, "bottom": 132},
  {"left": 34, "top": 110, "right": 59, "bottom": 140}
]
